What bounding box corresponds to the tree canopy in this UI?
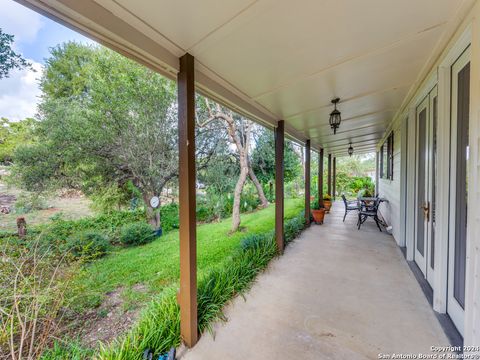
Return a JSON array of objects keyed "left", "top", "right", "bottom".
[
  {"left": 12, "top": 42, "right": 219, "bottom": 227},
  {"left": 251, "top": 129, "right": 301, "bottom": 185},
  {"left": 0, "top": 117, "right": 37, "bottom": 164},
  {"left": 0, "top": 28, "right": 31, "bottom": 79}
]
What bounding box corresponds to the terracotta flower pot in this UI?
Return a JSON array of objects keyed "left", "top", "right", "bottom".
[
  {"left": 323, "top": 200, "right": 332, "bottom": 213},
  {"left": 311, "top": 208, "right": 325, "bottom": 224}
]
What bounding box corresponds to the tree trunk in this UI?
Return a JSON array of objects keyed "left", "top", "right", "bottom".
[
  {"left": 142, "top": 193, "right": 161, "bottom": 229},
  {"left": 232, "top": 159, "right": 249, "bottom": 232},
  {"left": 16, "top": 217, "right": 27, "bottom": 239},
  {"left": 247, "top": 160, "right": 268, "bottom": 208}
]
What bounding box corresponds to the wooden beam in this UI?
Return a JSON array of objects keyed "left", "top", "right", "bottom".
[
  {"left": 327, "top": 154, "right": 332, "bottom": 196},
  {"left": 305, "top": 140, "right": 311, "bottom": 225},
  {"left": 319, "top": 149, "right": 324, "bottom": 207},
  {"left": 275, "top": 120, "right": 285, "bottom": 253},
  {"left": 178, "top": 53, "right": 198, "bottom": 348},
  {"left": 333, "top": 156, "right": 337, "bottom": 200}
]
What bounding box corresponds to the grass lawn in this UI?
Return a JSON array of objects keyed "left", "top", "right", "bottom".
[{"left": 71, "top": 198, "right": 304, "bottom": 312}]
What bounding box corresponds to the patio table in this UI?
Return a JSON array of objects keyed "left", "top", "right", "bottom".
[{"left": 357, "top": 197, "right": 389, "bottom": 229}]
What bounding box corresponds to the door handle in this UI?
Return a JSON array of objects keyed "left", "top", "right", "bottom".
[{"left": 420, "top": 202, "right": 430, "bottom": 222}]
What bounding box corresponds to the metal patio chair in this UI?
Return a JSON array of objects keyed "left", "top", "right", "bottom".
[
  {"left": 341, "top": 194, "right": 360, "bottom": 222},
  {"left": 357, "top": 197, "right": 383, "bottom": 232}
]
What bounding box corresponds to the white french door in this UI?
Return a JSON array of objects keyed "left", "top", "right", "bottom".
[
  {"left": 414, "top": 87, "right": 437, "bottom": 288},
  {"left": 447, "top": 47, "right": 470, "bottom": 337}
]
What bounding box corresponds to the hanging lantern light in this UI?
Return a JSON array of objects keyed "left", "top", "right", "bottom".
[
  {"left": 329, "top": 98, "right": 341, "bottom": 134},
  {"left": 348, "top": 143, "right": 354, "bottom": 156}
]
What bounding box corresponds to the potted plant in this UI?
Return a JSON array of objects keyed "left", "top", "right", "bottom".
[
  {"left": 323, "top": 194, "right": 332, "bottom": 213},
  {"left": 311, "top": 200, "right": 325, "bottom": 224}
]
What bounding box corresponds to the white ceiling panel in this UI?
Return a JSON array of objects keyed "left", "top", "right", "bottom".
[
  {"left": 193, "top": 0, "right": 460, "bottom": 96},
  {"left": 22, "top": 0, "right": 470, "bottom": 152},
  {"left": 94, "top": 0, "right": 257, "bottom": 51},
  {"left": 250, "top": 26, "right": 443, "bottom": 118}
]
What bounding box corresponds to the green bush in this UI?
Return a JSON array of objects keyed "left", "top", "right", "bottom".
[
  {"left": 240, "top": 232, "right": 273, "bottom": 251},
  {"left": 40, "top": 340, "right": 94, "bottom": 360},
  {"left": 159, "top": 203, "right": 179, "bottom": 232},
  {"left": 89, "top": 184, "right": 131, "bottom": 214},
  {"left": 284, "top": 212, "right": 305, "bottom": 244},
  {"left": 119, "top": 222, "right": 155, "bottom": 246},
  {"left": 14, "top": 192, "right": 47, "bottom": 214},
  {"left": 349, "top": 176, "right": 375, "bottom": 196},
  {"left": 197, "top": 186, "right": 261, "bottom": 222},
  {"left": 65, "top": 231, "right": 110, "bottom": 260},
  {"left": 32, "top": 210, "right": 145, "bottom": 246},
  {"left": 285, "top": 181, "right": 302, "bottom": 199}
]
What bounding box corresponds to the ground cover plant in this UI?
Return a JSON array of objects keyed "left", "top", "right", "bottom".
[
  {"left": 94, "top": 208, "right": 307, "bottom": 360},
  {"left": 31, "top": 199, "right": 303, "bottom": 359},
  {"left": 68, "top": 198, "right": 304, "bottom": 314}
]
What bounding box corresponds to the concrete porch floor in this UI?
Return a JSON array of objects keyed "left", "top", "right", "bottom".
[{"left": 181, "top": 202, "right": 450, "bottom": 359}]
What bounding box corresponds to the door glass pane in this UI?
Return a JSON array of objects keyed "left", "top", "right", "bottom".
[
  {"left": 454, "top": 62, "right": 470, "bottom": 309},
  {"left": 417, "top": 108, "right": 426, "bottom": 256},
  {"left": 431, "top": 96, "right": 437, "bottom": 269}
]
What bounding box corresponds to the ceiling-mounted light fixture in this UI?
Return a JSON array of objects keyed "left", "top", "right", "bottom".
[
  {"left": 329, "top": 97, "right": 341, "bottom": 135},
  {"left": 348, "top": 143, "right": 354, "bottom": 156}
]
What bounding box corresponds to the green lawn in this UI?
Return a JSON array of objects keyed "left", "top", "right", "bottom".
[{"left": 71, "top": 198, "right": 304, "bottom": 311}]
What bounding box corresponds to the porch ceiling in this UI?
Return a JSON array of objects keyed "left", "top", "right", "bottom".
[{"left": 17, "top": 0, "right": 472, "bottom": 156}]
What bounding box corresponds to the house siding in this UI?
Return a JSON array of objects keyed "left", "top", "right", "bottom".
[
  {"left": 378, "top": 120, "right": 402, "bottom": 245},
  {"left": 374, "top": 3, "right": 480, "bottom": 344}
]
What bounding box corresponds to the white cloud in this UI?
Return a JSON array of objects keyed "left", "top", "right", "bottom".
[
  {"left": 0, "top": 0, "right": 44, "bottom": 45},
  {"left": 0, "top": 60, "right": 43, "bottom": 120}
]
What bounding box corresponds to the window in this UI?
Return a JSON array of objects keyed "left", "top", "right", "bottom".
[
  {"left": 380, "top": 146, "right": 384, "bottom": 178},
  {"left": 380, "top": 132, "right": 394, "bottom": 180}
]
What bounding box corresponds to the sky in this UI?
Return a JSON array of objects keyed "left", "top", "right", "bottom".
[{"left": 0, "top": 0, "right": 95, "bottom": 120}]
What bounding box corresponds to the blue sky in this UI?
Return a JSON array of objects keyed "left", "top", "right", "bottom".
[{"left": 0, "top": 0, "right": 95, "bottom": 120}]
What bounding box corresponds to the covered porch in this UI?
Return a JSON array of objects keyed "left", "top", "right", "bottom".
[
  {"left": 182, "top": 203, "right": 450, "bottom": 359},
  {"left": 12, "top": 0, "right": 480, "bottom": 355}
]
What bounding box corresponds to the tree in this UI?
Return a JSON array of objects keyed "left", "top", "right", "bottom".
[
  {"left": 12, "top": 42, "right": 218, "bottom": 229},
  {"left": 0, "top": 118, "right": 37, "bottom": 164},
  {"left": 197, "top": 98, "right": 268, "bottom": 232},
  {"left": 0, "top": 28, "right": 31, "bottom": 79},
  {"left": 251, "top": 128, "right": 301, "bottom": 197}
]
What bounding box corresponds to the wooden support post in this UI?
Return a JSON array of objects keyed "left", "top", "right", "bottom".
[
  {"left": 275, "top": 120, "right": 285, "bottom": 253},
  {"left": 327, "top": 153, "right": 332, "bottom": 196},
  {"left": 332, "top": 156, "right": 336, "bottom": 200},
  {"left": 178, "top": 53, "right": 197, "bottom": 348},
  {"left": 305, "top": 140, "right": 311, "bottom": 225},
  {"left": 319, "top": 149, "right": 324, "bottom": 207}
]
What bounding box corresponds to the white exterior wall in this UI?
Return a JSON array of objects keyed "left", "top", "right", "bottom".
[
  {"left": 378, "top": 119, "right": 402, "bottom": 245},
  {"left": 464, "top": 2, "right": 480, "bottom": 351},
  {"left": 376, "top": 2, "right": 480, "bottom": 346}
]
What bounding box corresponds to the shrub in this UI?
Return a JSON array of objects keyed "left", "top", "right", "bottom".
[
  {"left": 89, "top": 184, "right": 131, "bottom": 214},
  {"left": 284, "top": 212, "right": 305, "bottom": 245},
  {"left": 32, "top": 209, "right": 145, "bottom": 247},
  {"left": 40, "top": 340, "right": 93, "bottom": 360},
  {"left": 119, "top": 222, "right": 155, "bottom": 246},
  {"left": 65, "top": 231, "right": 110, "bottom": 260},
  {"left": 1, "top": 237, "right": 78, "bottom": 359},
  {"left": 349, "top": 176, "right": 375, "bottom": 196},
  {"left": 14, "top": 192, "right": 47, "bottom": 214},
  {"left": 197, "top": 187, "right": 261, "bottom": 222},
  {"left": 285, "top": 181, "right": 302, "bottom": 199},
  {"left": 240, "top": 232, "right": 273, "bottom": 251},
  {"left": 160, "top": 203, "right": 179, "bottom": 232}
]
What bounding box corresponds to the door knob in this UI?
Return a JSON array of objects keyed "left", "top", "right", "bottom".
[{"left": 420, "top": 202, "right": 430, "bottom": 222}]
